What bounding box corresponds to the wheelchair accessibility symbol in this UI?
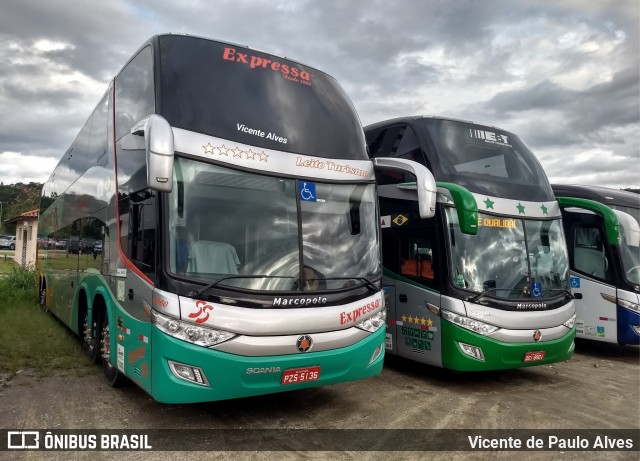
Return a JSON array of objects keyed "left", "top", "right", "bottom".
[
  {"left": 532, "top": 282, "right": 542, "bottom": 298},
  {"left": 570, "top": 276, "right": 580, "bottom": 289},
  {"left": 299, "top": 181, "right": 316, "bottom": 202}
]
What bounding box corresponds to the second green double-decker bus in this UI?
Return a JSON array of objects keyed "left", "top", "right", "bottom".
[{"left": 366, "top": 116, "right": 576, "bottom": 371}]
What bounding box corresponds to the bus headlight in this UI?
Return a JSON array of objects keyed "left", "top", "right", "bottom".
[
  {"left": 441, "top": 309, "right": 499, "bottom": 335},
  {"left": 618, "top": 298, "right": 640, "bottom": 313},
  {"left": 563, "top": 314, "right": 577, "bottom": 329},
  {"left": 356, "top": 310, "right": 387, "bottom": 333},
  {"left": 152, "top": 310, "right": 236, "bottom": 347}
]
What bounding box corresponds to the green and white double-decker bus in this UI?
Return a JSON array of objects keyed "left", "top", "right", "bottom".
[
  {"left": 365, "top": 116, "right": 576, "bottom": 371},
  {"left": 37, "top": 34, "right": 435, "bottom": 403}
]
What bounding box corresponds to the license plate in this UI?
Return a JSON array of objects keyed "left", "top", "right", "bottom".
[
  {"left": 281, "top": 366, "right": 320, "bottom": 385},
  {"left": 523, "top": 351, "right": 546, "bottom": 362}
]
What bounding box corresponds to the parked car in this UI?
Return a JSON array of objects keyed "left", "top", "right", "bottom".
[
  {"left": 67, "top": 237, "right": 80, "bottom": 254},
  {"left": 56, "top": 240, "right": 67, "bottom": 250},
  {"left": 0, "top": 235, "right": 16, "bottom": 250}
]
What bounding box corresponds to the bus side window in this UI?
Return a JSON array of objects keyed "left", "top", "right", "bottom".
[
  {"left": 400, "top": 240, "right": 434, "bottom": 280},
  {"left": 119, "top": 189, "right": 157, "bottom": 281},
  {"left": 398, "top": 233, "right": 435, "bottom": 281},
  {"left": 573, "top": 225, "right": 613, "bottom": 283}
]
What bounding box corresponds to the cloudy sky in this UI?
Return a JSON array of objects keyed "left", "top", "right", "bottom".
[{"left": 1, "top": 0, "right": 638, "bottom": 189}]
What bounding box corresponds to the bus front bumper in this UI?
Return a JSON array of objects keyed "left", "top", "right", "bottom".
[
  {"left": 149, "top": 326, "right": 385, "bottom": 403},
  {"left": 441, "top": 320, "right": 575, "bottom": 371}
]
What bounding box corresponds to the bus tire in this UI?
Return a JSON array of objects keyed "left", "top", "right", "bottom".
[
  {"left": 100, "top": 311, "right": 126, "bottom": 387},
  {"left": 39, "top": 286, "right": 46, "bottom": 312},
  {"left": 82, "top": 312, "right": 101, "bottom": 364}
]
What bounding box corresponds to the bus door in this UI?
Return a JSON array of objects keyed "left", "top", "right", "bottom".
[
  {"left": 394, "top": 278, "right": 442, "bottom": 366},
  {"left": 383, "top": 223, "right": 442, "bottom": 366},
  {"left": 570, "top": 222, "right": 618, "bottom": 343}
]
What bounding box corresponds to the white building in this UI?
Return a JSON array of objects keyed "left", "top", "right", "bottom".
[{"left": 6, "top": 209, "right": 39, "bottom": 268}]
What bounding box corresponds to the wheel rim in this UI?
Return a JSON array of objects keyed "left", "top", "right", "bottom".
[
  {"left": 101, "top": 320, "right": 113, "bottom": 369},
  {"left": 83, "top": 314, "right": 96, "bottom": 354}
]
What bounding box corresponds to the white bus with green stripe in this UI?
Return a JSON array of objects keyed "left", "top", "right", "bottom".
[
  {"left": 36, "top": 34, "right": 435, "bottom": 403},
  {"left": 365, "top": 117, "right": 576, "bottom": 371}
]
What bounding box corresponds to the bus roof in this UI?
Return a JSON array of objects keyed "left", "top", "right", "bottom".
[
  {"left": 552, "top": 184, "right": 640, "bottom": 209},
  {"left": 364, "top": 116, "right": 500, "bottom": 132},
  {"left": 118, "top": 33, "right": 326, "bottom": 83}
]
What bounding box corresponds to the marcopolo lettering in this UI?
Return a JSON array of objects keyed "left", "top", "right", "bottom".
[
  {"left": 223, "top": 47, "right": 311, "bottom": 84},
  {"left": 340, "top": 299, "right": 381, "bottom": 325},
  {"left": 273, "top": 297, "right": 328, "bottom": 307},
  {"left": 516, "top": 303, "right": 548, "bottom": 310}
]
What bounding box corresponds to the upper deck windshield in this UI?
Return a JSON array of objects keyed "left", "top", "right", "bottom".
[
  {"left": 167, "top": 157, "right": 380, "bottom": 294},
  {"left": 417, "top": 119, "right": 553, "bottom": 202},
  {"left": 446, "top": 209, "right": 570, "bottom": 301},
  {"left": 157, "top": 35, "right": 367, "bottom": 160}
]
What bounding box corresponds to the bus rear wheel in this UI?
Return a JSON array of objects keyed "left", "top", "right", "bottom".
[
  {"left": 39, "top": 287, "right": 46, "bottom": 312},
  {"left": 100, "top": 311, "right": 126, "bottom": 387},
  {"left": 82, "top": 313, "right": 100, "bottom": 364}
]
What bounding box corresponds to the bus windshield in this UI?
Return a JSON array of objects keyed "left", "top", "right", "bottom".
[
  {"left": 418, "top": 119, "right": 553, "bottom": 202},
  {"left": 167, "top": 157, "right": 380, "bottom": 293},
  {"left": 616, "top": 209, "right": 640, "bottom": 285},
  {"left": 446, "top": 209, "right": 570, "bottom": 300},
  {"left": 158, "top": 35, "right": 366, "bottom": 160}
]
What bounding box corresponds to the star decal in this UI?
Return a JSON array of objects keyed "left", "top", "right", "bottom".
[
  {"left": 407, "top": 315, "right": 414, "bottom": 324},
  {"left": 233, "top": 147, "right": 242, "bottom": 157},
  {"left": 484, "top": 198, "right": 494, "bottom": 210},
  {"left": 219, "top": 145, "right": 229, "bottom": 156},
  {"left": 427, "top": 318, "right": 433, "bottom": 327},
  {"left": 259, "top": 151, "right": 269, "bottom": 162},
  {"left": 516, "top": 203, "right": 525, "bottom": 214},
  {"left": 401, "top": 314, "right": 407, "bottom": 322},
  {"left": 244, "top": 149, "right": 255, "bottom": 159},
  {"left": 203, "top": 143, "right": 214, "bottom": 154},
  {"left": 540, "top": 204, "right": 548, "bottom": 215},
  {"left": 420, "top": 318, "right": 427, "bottom": 326}
]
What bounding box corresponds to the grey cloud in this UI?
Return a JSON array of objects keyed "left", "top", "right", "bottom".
[{"left": 0, "top": 0, "right": 637, "bottom": 188}]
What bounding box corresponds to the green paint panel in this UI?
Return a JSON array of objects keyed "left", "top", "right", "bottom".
[
  {"left": 150, "top": 326, "right": 385, "bottom": 404},
  {"left": 557, "top": 197, "right": 619, "bottom": 245},
  {"left": 440, "top": 319, "right": 575, "bottom": 371},
  {"left": 437, "top": 182, "right": 478, "bottom": 235},
  {"left": 75, "top": 273, "right": 153, "bottom": 392}
]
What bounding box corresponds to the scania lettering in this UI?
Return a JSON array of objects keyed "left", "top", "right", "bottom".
[
  {"left": 366, "top": 116, "right": 576, "bottom": 371},
  {"left": 552, "top": 185, "right": 640, "bottom": 345},
  {"left": 246, "top": 367, "right": 281, "bottom": 374},
  {"left": 37, "top": 34, "right": 435, "bottom": 403}
]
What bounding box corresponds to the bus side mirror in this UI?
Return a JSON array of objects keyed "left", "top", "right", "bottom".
[
  {"left": 373, "top": 158, "right": 437, "bottom": 219},
  {"left": 133, "top": 114, "right": 174, "bottom": 193},
  {"left": 613, "top": 209, "right": 640, "bottom": 247}
]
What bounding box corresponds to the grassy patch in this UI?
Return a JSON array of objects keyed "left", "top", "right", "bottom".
[
  {"left": 0, "top": 267, "right": 96, "bottom": 377},
  {"left": 0, "top": 256, "right": 17, "bottom": 274}
]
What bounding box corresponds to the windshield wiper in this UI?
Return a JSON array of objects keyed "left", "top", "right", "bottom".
[
  {"left": 546, "top": 288, "right": 575, "bottom": 300},
  {"left": 468, "top": 287, "right": 573, "bottom": 303},
  {"left": 468, "top": 288, "right": 497, "bottom": 303},
  {"left": 306, "top": 277, "right": 379, "bottom": 293},
  {"left": 190, "top": 275, "right": 295, "bottom": 298}
]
